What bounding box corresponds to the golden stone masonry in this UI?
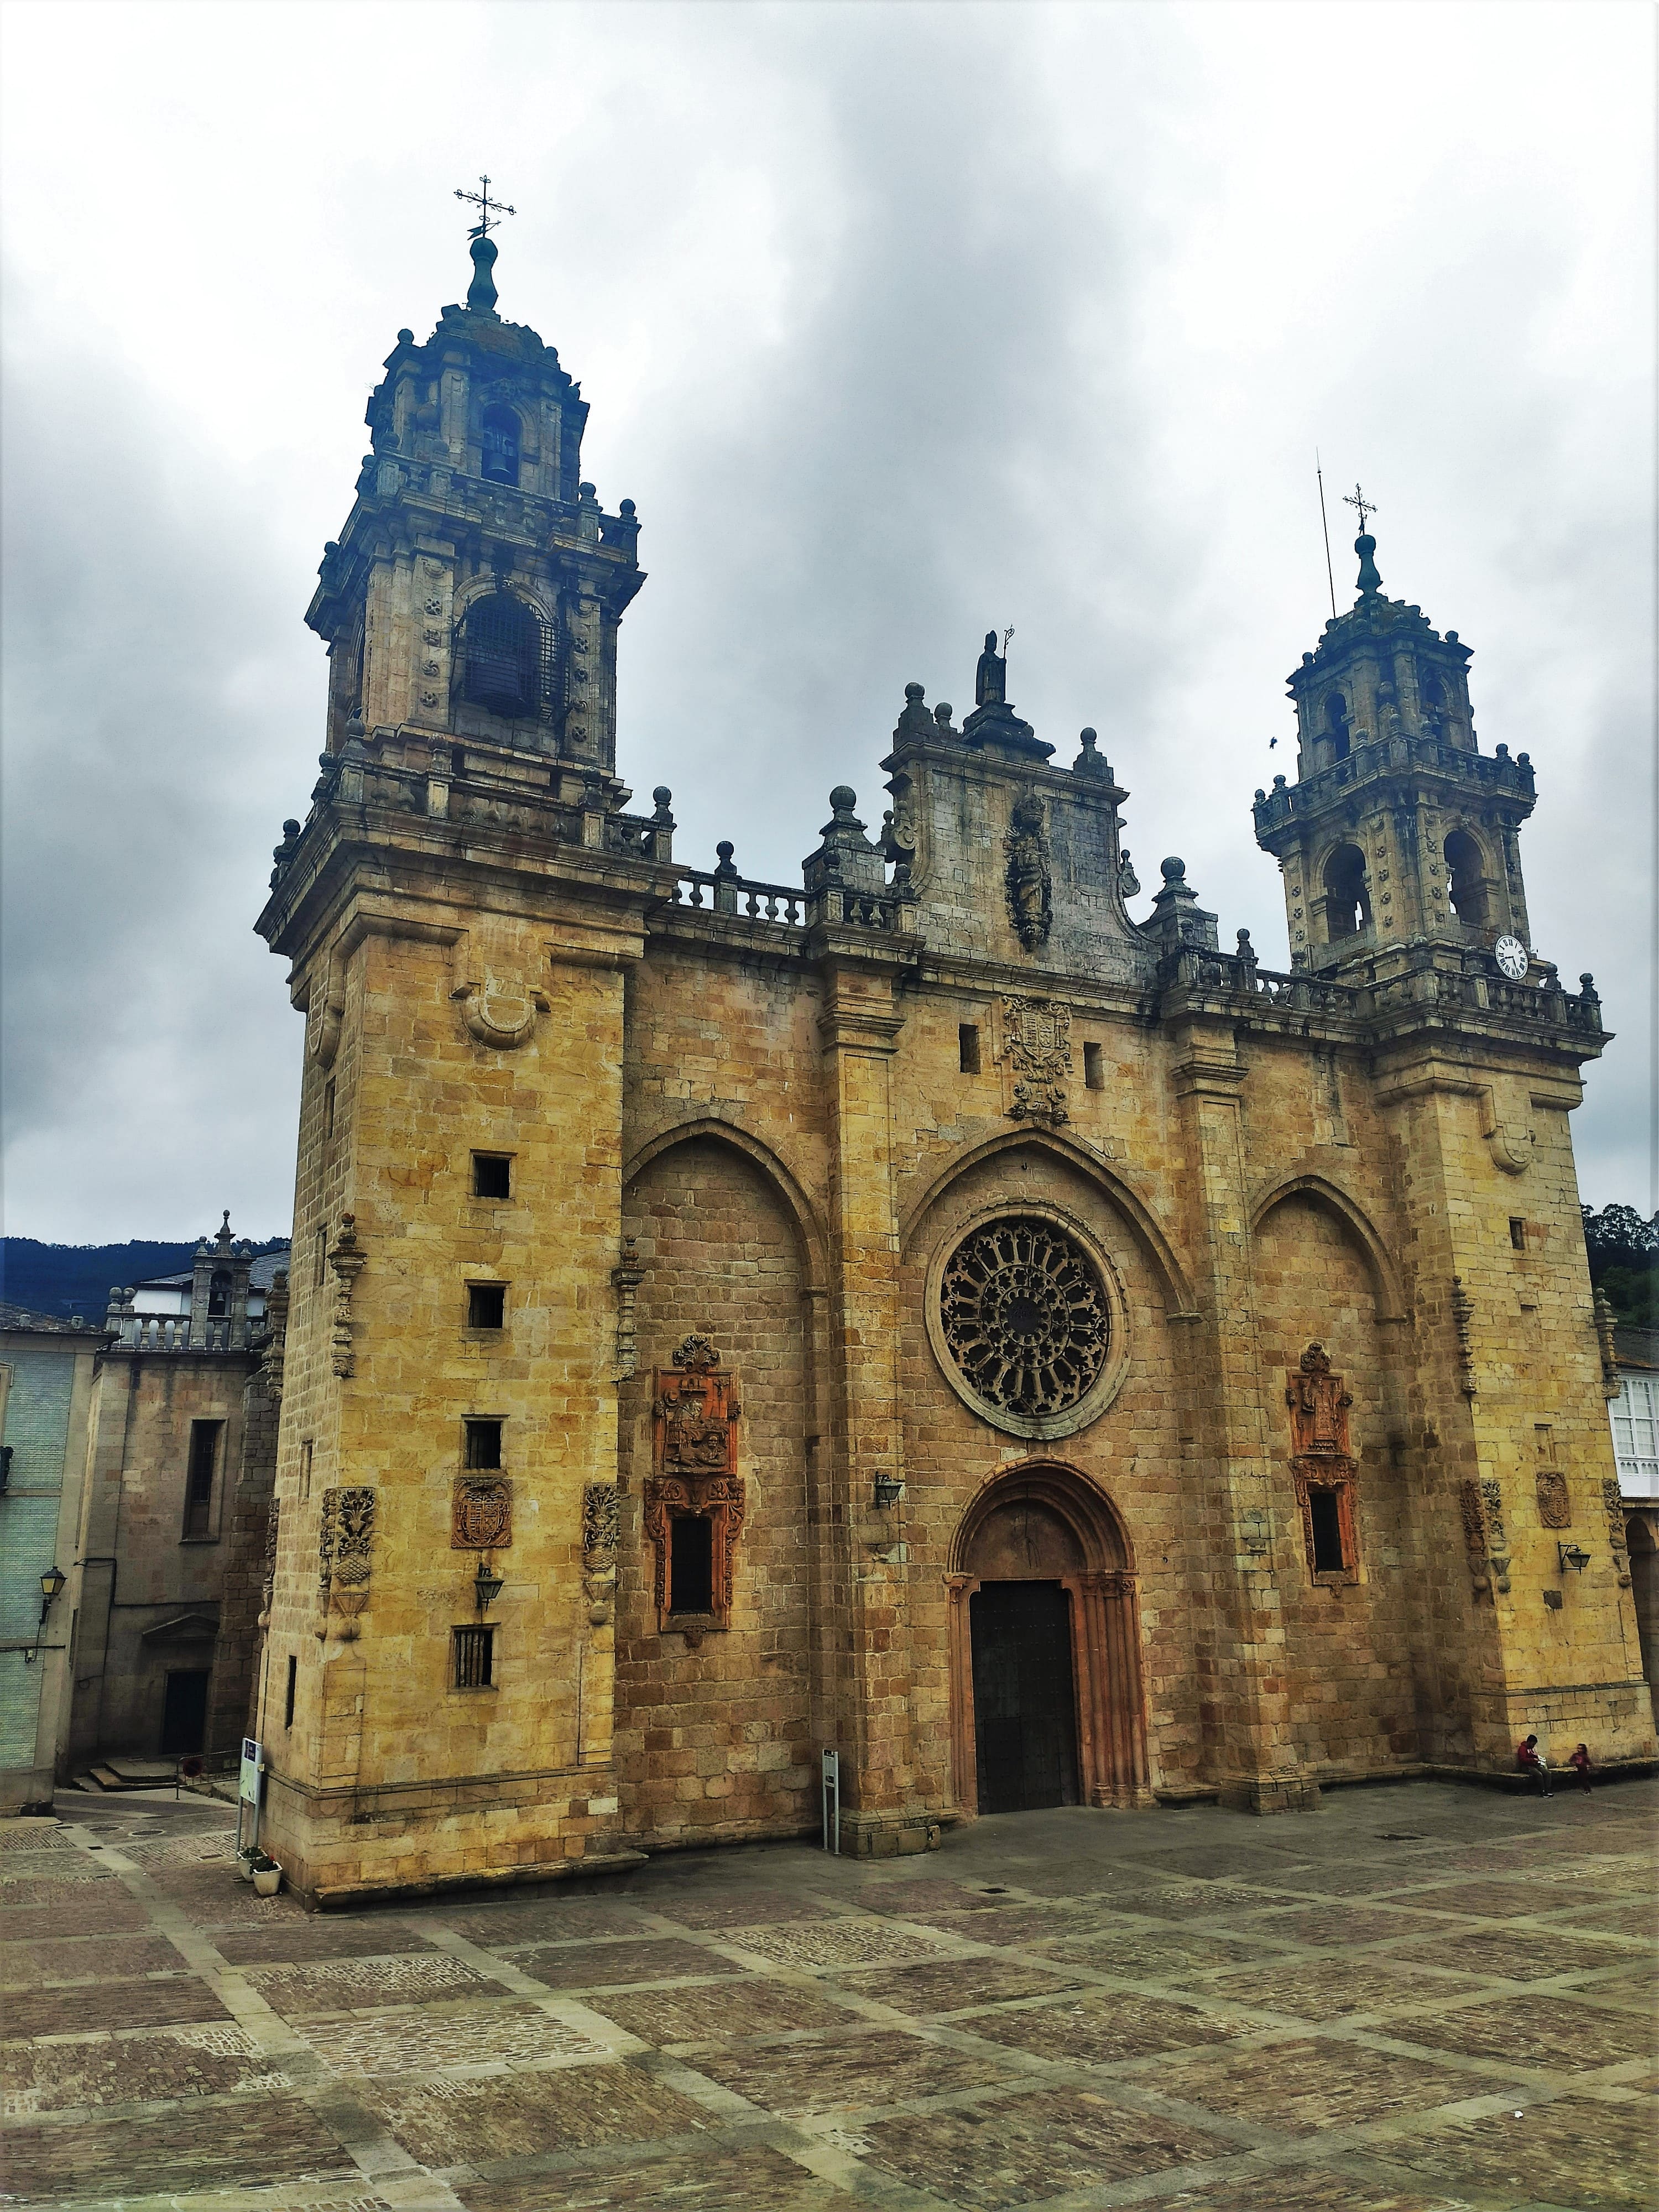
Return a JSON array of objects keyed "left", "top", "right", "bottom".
[{"left": 250, "top": 227, "right": 1653, "bottom": 1903}]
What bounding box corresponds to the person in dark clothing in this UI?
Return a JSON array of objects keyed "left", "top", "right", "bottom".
[
  {"left": 1567, "top": 1743, "right": 1594, "bottom": 1792},
  {"left": 1517, "top": 1734, "right": 1553, "bottom": 1797}
]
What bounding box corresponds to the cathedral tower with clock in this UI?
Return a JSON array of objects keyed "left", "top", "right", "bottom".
[{"left": 251, "top": 227, "right": 1649, "bottom": 1906}]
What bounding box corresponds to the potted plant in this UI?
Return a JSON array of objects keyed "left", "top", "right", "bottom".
[{"left": 248, "top": 1851, "right": 283, "bottom": 1897}]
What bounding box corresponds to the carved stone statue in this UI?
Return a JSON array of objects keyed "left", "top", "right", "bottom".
[
  {"left": 975, "top": 630, "right": 1006, "bottom": 708},
  {"left": 1005, "top": 790, "right": 1052, "bottom": 952}
]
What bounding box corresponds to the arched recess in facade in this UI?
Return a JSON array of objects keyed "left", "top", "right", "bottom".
[
  {"left": 622, "top": 1114, "right": 832, "bottom": 1469},
  {"left": 946, "top": 1459, "right": 1154, "bottom": 1813},
  {"left": 1247, "top": 1169, "right": 1408, "bottom": 1323},
  {"left": 899, "top": 1126, "right": 1198, "bottom": 1316}
]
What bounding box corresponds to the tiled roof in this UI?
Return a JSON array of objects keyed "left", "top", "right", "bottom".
[
  {"left": 0, "top": 1301, "right": 109, "bottom": 1335},
  {"left": 1614, "top": 1324, "right": 1659, "bottom": 1371}
]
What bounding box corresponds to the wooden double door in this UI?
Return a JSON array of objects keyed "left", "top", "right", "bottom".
[{"left": 969, "top": 1580, "right": 1081, "bottom": 1812}]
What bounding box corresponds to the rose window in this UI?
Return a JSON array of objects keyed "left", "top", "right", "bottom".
[{"left": 939, "top": 1216, "right": 1110, "bottom": 1418}]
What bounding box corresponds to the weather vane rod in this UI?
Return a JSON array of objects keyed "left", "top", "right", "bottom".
[
  {"left": 1315, "top": 451, "right": 1337, "bottom": 622},
  {"left": 455, "top": 174, "right": 517, "bottom": 239}
]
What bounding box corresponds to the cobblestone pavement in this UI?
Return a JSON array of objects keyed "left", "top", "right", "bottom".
[{"left": 2, "top": 1781, "right": 1654, "bottom": 2210}]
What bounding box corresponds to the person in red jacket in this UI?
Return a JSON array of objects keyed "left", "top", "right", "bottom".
[
  {"left": 1567, "top": 1743, "right": 1594, "bottom": 1793},
  {"left": 1516, "top": 1734, "right": 1553, "bottom": 1797}
]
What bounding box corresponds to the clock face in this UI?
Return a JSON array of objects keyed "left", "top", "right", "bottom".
[{"left": 1494, "top": 934, "right": 1529, "bottom": 980}]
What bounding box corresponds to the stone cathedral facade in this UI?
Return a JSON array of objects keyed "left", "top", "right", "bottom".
[{"left": 253, "top": 232, "right": 1652, "bottom": 1905}]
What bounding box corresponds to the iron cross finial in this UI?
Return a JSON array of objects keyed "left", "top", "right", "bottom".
[
  {"left": 455, "top": 174, "right": 517, "bottom": 240},
  {"left": 1343, "top": 482, "right": 1376, "bottom": 536}
]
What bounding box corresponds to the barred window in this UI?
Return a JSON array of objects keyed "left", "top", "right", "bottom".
[
  {"left": 453, "top": 1625, "right": 494, "bottom": 1688},
  {"left": 462, "top": 592, "right": 538, "bottom": 717}
]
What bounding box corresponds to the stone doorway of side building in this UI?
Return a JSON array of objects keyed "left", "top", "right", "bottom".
[
  {"left": 948, "top": 1462, "right": 1154, "bottom": 1815},
  {"left": 160, "top": 1668, "right": 210, "bottom": 1756}
]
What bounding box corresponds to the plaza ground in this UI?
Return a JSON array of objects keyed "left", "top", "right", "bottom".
[{"left": 2, "top": 1777, "right": 1654, "bottom": 2211}]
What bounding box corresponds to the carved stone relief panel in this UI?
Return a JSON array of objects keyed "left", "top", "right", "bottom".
[
  {"left": 1285, "top": 1344, "right": 1360, "bottom": 1586},
  {"left": 582, "top": 1482, "right": 619, "bottom": 1625},
  {"left": 1005, "top": 790, "right": 1052, "bottom": 952},
  {"left": 452, "top": 1477, "right": 513, "bottom": 1550},
  {"left": 317, "top": 1484, "right": 376, "bottom": 1640},
  {"left": 997, "top": 995, "right": 1071, "bottom": 1128}
]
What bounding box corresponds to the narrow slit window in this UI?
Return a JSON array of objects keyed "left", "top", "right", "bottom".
[
  {"left": 453, "top": 1625, "right": 495, "bottom": 1688},
  {"left": 1083, "top": 1042, "right": 1104, "bottom": 1091},
  {"left": 299, "top": 1439, "right": 314, "bottom": 1501},
  {"left": 472, "top": 1153, "right": 512, "bottom": 1200},
  {"left": 284, "top": 1655, "right": 298, "bottom": 1729},
  {"left": 958, "top": 1024, "right": 982, "bottom": 1075},
  {"left": 467, "top": 1283, "right": 506, "bottom": 1330},
  {"left": 465, "top": 1418, "right": 503, "bottom": 1470},
  {"left": 323, "top": 1081, "right": 336, "bottom": 1138},
  {"left": 669, "top": 1515, "right": 714, "bottom": 1616},
  {"left": 182, "top": 1421, "right": 222, "bottom": 1540},
  {"left": 1509, "top": 1218, "right": 1527, "bottom": 1252},
  {"left": 314, "top": 1226, "right": 328, "bottom": 1288},
  {"left": 1308, "top": 1486, "right": 1346, "bottom": 1575}
]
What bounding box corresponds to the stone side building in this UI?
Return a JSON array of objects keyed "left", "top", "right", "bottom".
[
  {"left": 69, "top": 1221, "right": 288, "bottom": 1768},
  {"left": 252, "top": 228, "right": 1652, "bottom": 1904}
]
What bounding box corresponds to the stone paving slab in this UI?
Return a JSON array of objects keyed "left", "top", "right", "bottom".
[{"left": 3, "top": 1778, "right": 1655, "bottom": 2209}]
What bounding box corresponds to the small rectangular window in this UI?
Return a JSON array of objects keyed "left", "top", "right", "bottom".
[
  {"left": 465, "top": 1418, "right": 503, "bottom": 1470},
  {"left": 284, "top": 1655, "right": 298, "bottom": 1729},
  {"left": 299, "top": 1439, "right": 313, "bottom": 1501},
  {"left": 453, "top": 1625, "right": 494, "bottom": 1688},
  {"left": 467, "top": 1282, "right": 506, "bottom": 1329},
  {"left": 669, "top": 1514, "right": 715, "bottom": 1615},
  {"left": 323, "top": 1080, "right": 336, "bottom": 1138},
  {"left": 958, "top": 1024, "right": 982, "bottom": 1075},
  {"left": 1509, "top": 1218, "right": 1527, "bottom": 1251},
  {"left": 182, "top": 1421, "right": 222, "bottom": 1540},
  {"left": 472, "top": 1153, "right": 512, "bottom": 1200},
  {"left": 1308, "top": 1486, "right": 1345, "bottom": 1574},
  {"left": 1083, "top": 1042, "right": 1104, "bottom": 1091}
]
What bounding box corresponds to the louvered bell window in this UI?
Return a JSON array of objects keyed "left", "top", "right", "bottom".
[
  {"left": 462, "top": 592, "right": 538, "bottom": 717},
  {"left": 480, "top": 405, "right": 520, "bottom": 485}
]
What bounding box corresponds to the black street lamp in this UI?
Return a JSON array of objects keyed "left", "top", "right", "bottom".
[
  {"left": 25, "top": 1565, "right": 67, "bottom": 1664},
  {"left": 473, "top": 1559, "right": 505, "bottom": 1615}
]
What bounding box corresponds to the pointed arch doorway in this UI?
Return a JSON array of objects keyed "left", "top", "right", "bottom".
[{"left": 947, "top": 1463, "right": 1152, "bottom": 1813}]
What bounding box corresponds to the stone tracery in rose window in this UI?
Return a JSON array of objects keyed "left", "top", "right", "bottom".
[{"left": 939, "top": 1216, "right": 1110, "bottom": 1420}]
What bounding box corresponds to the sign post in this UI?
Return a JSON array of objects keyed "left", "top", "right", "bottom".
[
  {"left": 821, "top": 1747, "right": 839, "bottom": 1854},
  {"left": 236, "top": 1738, "right": 263, "bottom": 1864}
]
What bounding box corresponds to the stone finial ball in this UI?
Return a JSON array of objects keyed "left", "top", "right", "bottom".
[
  {"left": 935, "top": 702, "right": 953, "bottom": 722},
  {"left": 905, "top": 682, "right": 925, "bottom": 701},
  {"left": 1254, "top": 788, "right": 1267, "bottom": 802},
  {"left": 283, "top": 819, "right": 300, "bottom": 837},
  {"left": 830, "top": 785, "right": 857, "bottom": 811},
  {"left": 716, "top": 841, "right": 735, "bottom": 860},
  {"left": 1161, "top": 857, "right": 1186, "bottom": 881},
  {"left": 1580, "top": 973, "right": 1596, "bottom": 992},
  {"left": 578, "top": 481, "right": 596, "bottom": 497},
  {"left": 1079, "top": 727, "right": 1097, "bottom": 744},
  {"left": 620, "top": 498, "right": 637, "bottom": 516},
  {"left": 397, "top": 327, "right": 414, "bottom": 345},
  {"left": 653, "top": 786, "right": 672, "bottom": 806}
]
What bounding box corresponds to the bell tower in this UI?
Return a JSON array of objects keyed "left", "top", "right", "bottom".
[
  {"left": 1254, "top": 503, "right": 1536, "bottom": 977},
  {"left": 306, "top": 205, "right": 643, "bottom": 783}
]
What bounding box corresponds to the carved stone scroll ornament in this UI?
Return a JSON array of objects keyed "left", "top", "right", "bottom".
[
  {"left": 260, "top": 1270, "right": 289, "bottom": 1404},
  {"left": 327, "top": 1215, "right": 364, "bottom": 1379},
  {"left": 1604, "top": 1478, "right": 1632, "bottom": 1587},
  {"left": 451, "top": 970, "right": 551, "bottom": 1050},
  {"left": 452, "top": 1477, "right": 512, "bottom": 1550},
  {"left": 258, "top": 1499, "right": 280, "bottom": 1629},
  {"left": 1460, "top": 1480, "right": 1491, "bottom": 1597},
  {"left": 1451, "top": 1277, "right": 1478, "bottom": 1397},
  {"left": 645, "top": 1335, "right": 744, "bottom": 1634},
  {"left": 317, "top": 1485, "right": 376, "bottom": 1641},
  {"left": 999, "top": 995, "right": 1072, "bottom": 1128},
  {"left": 612, "top": 1237, "right": 645, "bottom": 1381},
  {"left": 582, "top": 1482, "right": 620, "bottom": 1625},
  {"left": 1005, "top": 790, "right": 1052, "bottom": 952},
  {"left": 1479, "top": 1477, "right": 1511, "bottom": 1594}
]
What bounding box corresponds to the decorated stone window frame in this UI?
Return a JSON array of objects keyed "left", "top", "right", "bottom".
[
  {"left": 644, "top": 1334, "right": 745, "bottom": 1644},
  {"left": 924, "top": 1199, "right": 1130, "bottom": 1443},
  {"left": 1285, "top": 1343, "right": 1363, "bottom": 1588},
  {"left": 1291, "top": 1465, "right": 1362, "bottom": 1588}
]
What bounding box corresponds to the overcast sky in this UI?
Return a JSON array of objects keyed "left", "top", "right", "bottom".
[{"left": 2, "top": 0, "right": 1652, "bottom": 1244}]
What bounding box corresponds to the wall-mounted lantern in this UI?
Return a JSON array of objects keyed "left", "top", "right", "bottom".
[
  {"left": 873, "top": 1476, "right": 904, "bottom": 1510},
  {"left": 1557, "top": 1542, "right": 1591, "bottom": 1574},
  {"left": 25, "top": 1564, "right": 67, "bottom": 1664},
  {"left": 473, "top": 1558, "right": 505, "bottom": 1615}
]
